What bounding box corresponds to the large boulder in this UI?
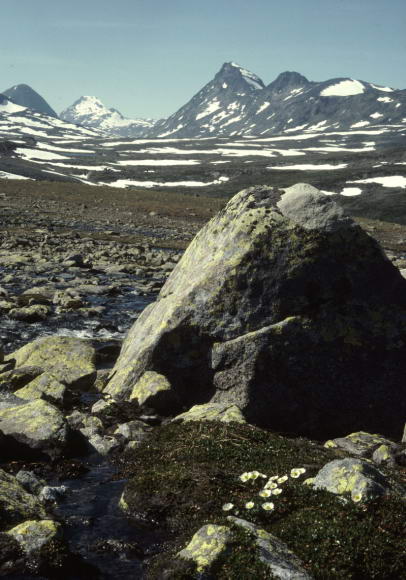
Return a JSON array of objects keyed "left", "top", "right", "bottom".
[
  {"left": 0, "top": 399, "right": 68, "bottom": 458},
  {"left": 105, "top": 185, "right": 406, "bottom": 439}
]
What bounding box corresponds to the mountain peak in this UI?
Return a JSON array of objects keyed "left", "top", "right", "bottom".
[
  {"left": 215, "top": 62, "right": 265, "bottom": 90},
  {"left": 267, "top": 71, "right": 310, "bottom": 93},
  {"left": 2, "top": 83, "right": 57, "bottom": 117}
]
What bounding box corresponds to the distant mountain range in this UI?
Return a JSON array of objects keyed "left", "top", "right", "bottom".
[
  {"left": 59, "top": 96, "right": 156, "bottom": 138},
  {"left": 2, "top": 62, "right": 406, "bottom": 138}
]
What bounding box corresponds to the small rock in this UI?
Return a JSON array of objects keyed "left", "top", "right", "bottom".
[{"left": 39, "top": 485, "right": 68, "bottom": 503}]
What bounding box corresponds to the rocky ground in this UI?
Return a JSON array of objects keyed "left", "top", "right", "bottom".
[{"left": 0, "top": 179, "right": 405, "bottom": 579}]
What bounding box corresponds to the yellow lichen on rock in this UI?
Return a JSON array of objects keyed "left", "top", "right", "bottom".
[
  {"left": 178, "top": 524, "right": 231, "bottom": 572},
  {"left": 172, "top": 402, "right": 246, "bottom": 424}
]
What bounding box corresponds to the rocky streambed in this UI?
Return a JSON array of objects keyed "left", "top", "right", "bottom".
[{"left": 1, "top": 181, "right": 406, "bottom": 579}]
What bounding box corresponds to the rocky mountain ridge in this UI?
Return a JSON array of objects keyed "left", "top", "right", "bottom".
[{"left": 150, "top": 61, "right": 406, "bottom": 138}]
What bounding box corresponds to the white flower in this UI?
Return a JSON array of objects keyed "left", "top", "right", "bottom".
[
  {"left": 272, "top": 488, "right": 282, "bottom": 495},
  {"left": 264, "top": 481, "right": 278, "bottom": 490},
  {"left": 259, "top": 489, "right": 272, "bottom": 498},
  {"left": 240, "top": 472, "right": 251, "bottom": 482},
  {"left": 222, "top": 503, "right": 234, "bottom": 511},
  {"left": 262, "top": 502, "right": 275, "bottom": 511},
  {"left": 352, "top": 493, "right": 362, "bottom": 503},
  {"left": 277, "top": 475, "right": 288, "bottom": 484},
  {"left": 290, "top": 467, "right": 306, "bottom": 478},
  {"left": 245, "top": 501, "right": 255, "bottom": 509}
]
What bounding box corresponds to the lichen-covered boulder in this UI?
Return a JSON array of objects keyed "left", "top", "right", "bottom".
[
  {"left": 0, "top": 399, "right": 68, "bottom": 458},
  {"left": 312, "top": 458, "right": 389, "bottom": 502},
  {"left": 177, "top": 524, "right": 232, "bottom": 572},
  {"left": 172, "top": 402, "right": 246, "bottom": 424},
  {"left": 7, "top": 336, "right": 96, "bottom": 390},
  {"left": 228, "top": 517, "right": 313, "bottom": 579},
  {"left": 0, "top": 469, "right": 46, "bottom": 530},
  {"left": 105, "top": 185, "right": 406, "bottom": 439},
  {"left": 6, "top": 520, "right": 61, "bottom": 556},
  {"left": 14, "top": 373, "right": 66, "bottom": 406}
]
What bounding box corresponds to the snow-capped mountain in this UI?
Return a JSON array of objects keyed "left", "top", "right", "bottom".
[
  {"left": 150, "top": 62, "right": 406, "bottom": 138},
  {"left": 60, "top": 96, "right": 157, "bottom": 137},
  {"left": 2, "top": 84, "right": 58, "bottom": 118}
]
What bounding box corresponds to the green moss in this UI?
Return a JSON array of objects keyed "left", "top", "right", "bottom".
[{"left": 116, "top": 422, "right": 405, "bottom": 579}]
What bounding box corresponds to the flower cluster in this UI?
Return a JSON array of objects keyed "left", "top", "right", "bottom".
[{"left": 222, "top": 466, "right": 306, "bottom": 514}]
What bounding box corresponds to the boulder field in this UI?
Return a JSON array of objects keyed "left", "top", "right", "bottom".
[{"left": 105, "top": 184, "right": 406, "bottom": 440}]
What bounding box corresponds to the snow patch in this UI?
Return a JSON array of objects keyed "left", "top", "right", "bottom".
[{"left": 320, "top": 79, "right": 365, "bottom": 97}]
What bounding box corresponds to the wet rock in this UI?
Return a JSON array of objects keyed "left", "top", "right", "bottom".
[
  {"left": 9, "top": 304, "right": 50, "bottom": 322},
  {"left": 228, "top": 516, "right": 313, "bottom": 579},
  {"left": 312, "top": 458, "right": 389, "bottom": 503},
  {"left": 8, "top": 336, "right": 96, "bottom": 391},
  {"left": 172, "top": 402, "right": 246, "bottom": 424},
  {"left": 0, "top": 399, "right": 68, "bottom": 458},
  {"left": 7, "top": 519, "right": 61, "bottom": 556},
  {"left": 0, "top": 469, "right": 46, "bottom": 530},
  {"left": 15, "top": 470, "right": 45, "bottom": 495},
  {"left": 105, "top": 185, "right": 406, "bottom": 440}
]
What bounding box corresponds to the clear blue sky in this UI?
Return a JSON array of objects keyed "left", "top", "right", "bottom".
[{"left": 1, "top": 0, "right": 405, "bottom": 119}]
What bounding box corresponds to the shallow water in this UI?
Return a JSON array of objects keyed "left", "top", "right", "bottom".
[{"left": 55, "top": 461, "right": 152, "bottom": 579}]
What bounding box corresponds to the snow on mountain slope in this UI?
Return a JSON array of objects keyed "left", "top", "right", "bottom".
[
  {"left": 60, "top": 96, "right": 157, "bottom": 137},
  {"left": 149, "top": 63, "right": 406, "bottom": 138}
]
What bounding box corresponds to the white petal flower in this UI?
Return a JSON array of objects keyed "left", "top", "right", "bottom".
[
  {"left": 264, "top": 482, "right": 278, "bottom": 490},
  {"left": 352, "top": 493, "right": 362, "bottom": 503},
  {"left": 240, "top": 472, "right": 251, "bottom": 482},
  {"left": 291, "top": 467, "right": 306, "bottom": 478},
  {"left": 259, "top": 489, "right": 272, "bottom": 498},
  {"left": 222, "top": 502, "right": 234, "bottom": 511},
  {"left": 245, "top": 501, "right": 255, "bottom": 509},
  {"left": 272, "top": 488, "right": 283, "bottom": 495},
  {"left": 262, "top": 502, "right": 275, "bottom": 511},
  {"left": 277, "top": 475, "right": 288, "bottom": 484}
]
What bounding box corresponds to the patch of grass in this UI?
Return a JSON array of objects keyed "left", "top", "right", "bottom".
[{"left": 116, "top": 422, "right": 405, "bottom": 579}]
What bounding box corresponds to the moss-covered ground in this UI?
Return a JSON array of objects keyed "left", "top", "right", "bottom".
[{"left": 116, "top": 421, "right": 406, "bottom": 579}]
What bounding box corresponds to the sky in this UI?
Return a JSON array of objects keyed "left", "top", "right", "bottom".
[{"left": 1, "top": 0, "right": 405, "bottom": 119}]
